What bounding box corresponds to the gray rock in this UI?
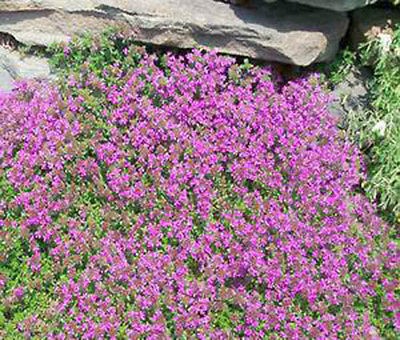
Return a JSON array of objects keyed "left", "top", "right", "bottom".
[
  {"left": 329, "top": 66, "right": 370, "bottom": 120},
  {"left": 0, "top": 67, "right": 14, "bottom": 93},
  {"left": 226, "top": 0, "right": 277, "bottom": 4},
  {"left": 286, "top": 0, "right": 377, "bottom": 12},
  {"left": 0, "top": 47, "right": 51, "bottom": 92},
  {"left": 0, "top": 8, "right": 116, "bottom": 46},
  {"left": 0, "top": 0, "right": 349, "bottom": 66}
]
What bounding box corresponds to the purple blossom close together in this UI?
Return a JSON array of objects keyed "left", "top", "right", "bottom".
[{"left": 0, "top": 50, "right": 398, "bottom": 338}]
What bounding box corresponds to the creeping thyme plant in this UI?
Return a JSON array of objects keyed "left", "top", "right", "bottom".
[{"left": 0, "top": 31, "right": 398, "bottom": 338}]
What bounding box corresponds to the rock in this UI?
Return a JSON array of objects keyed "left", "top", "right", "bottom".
[
  {"left": 231, "top": 0, "right": 277, "bottom": 4},
  {"left": 287, "top": 0, "right": 378, "bottom": 12},
  {"left": 0, "top": 0, "right": 95, "bottom": 11},
  {"left": 329, "top": 66, "right": 371, "bottom": 120},
  {"left": 0, "top": 9, "right": 117, "bottom": 46},
  {"left": 0, "top": 67, "right": 14, "bottom": 93},
  {"left": 0, "top": 47, "right": 51, "bottom": 92},
  {"left": 350, "top": 6, "right": 400, "bottom": 48},
  {"left": 0, "top": 0, "right": 349, "bottom": 66}
]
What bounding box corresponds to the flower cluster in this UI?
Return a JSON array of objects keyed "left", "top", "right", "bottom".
[{"left": 0, "top": 50, "right": 398, "bottom": 338}]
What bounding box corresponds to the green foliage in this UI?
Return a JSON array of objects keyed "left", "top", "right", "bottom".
[
  {"left": 0, "top": 175, "right": 57, "bottom": 338},
  {"left": 47, "top": 28, "right": 144, "bottom": 87},
  {"left": 357, "top": 25, "right": 400, "bottom": 222},
  {"left": 324, "top": 48, "right": 357, "bottom": 86},
  {"left": 326, "top": 25, "right": 400, "bottom": 224}
]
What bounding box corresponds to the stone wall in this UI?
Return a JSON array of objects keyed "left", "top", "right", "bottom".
[{"left": 0, "top": 0, "right": 398, "bottom": 91}]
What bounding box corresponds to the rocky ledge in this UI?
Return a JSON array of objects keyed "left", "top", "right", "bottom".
[
  {"left": 0, "top": 0, "right": 349, "bottom": 67},
  {"left": 1, "top": 0, "right": 396, "bottom": 92}
]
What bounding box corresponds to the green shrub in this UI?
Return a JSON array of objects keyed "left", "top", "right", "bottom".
[
  {"left": 358, "top": 25, "right": 400, "bottom": 222},
  {"left": 327, "top": 25, "right": 400, "bottom": 224}
]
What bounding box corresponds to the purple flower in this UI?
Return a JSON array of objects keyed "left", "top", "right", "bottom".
[
  {"left": 13, "top": 286, "right": 25, "bottom": 300},
  {"left": 0, "top": 49, "right": 397, "bottom": 339}
]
